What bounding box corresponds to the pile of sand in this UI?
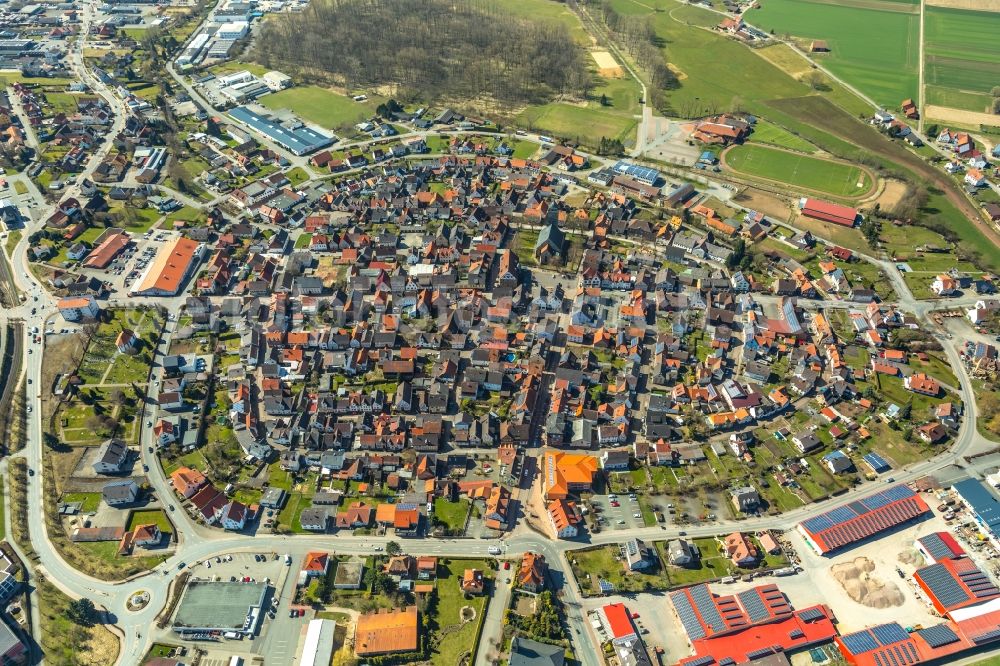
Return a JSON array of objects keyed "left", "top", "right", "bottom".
[
  {"left": 831, "top": 557, "right": 905, "bottom": 609},
  {"left": 898, "top": 549, "right": 922, "bottom": 566}
]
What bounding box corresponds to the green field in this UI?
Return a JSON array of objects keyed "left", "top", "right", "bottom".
[
  {"left": 503, "top": 0, "right": 590, "bottom": 44},
  {"left": 747, "top": 0, "right": 919, "bottom": 107},
  {"left": 259, "top": 85, "right": 383, "bottom": 131},
  {"left": 725, "top": 144, "right": 872, "bottom": 197},
  {"left": 924, "top": 7, "right": 1000, "bottom": 112},
  {"left": 749, "top": 119, "right": 817, "bottom": 153},
  {"left": 611, "top": 0, "right": 809, "bottom": 117},
  {"left": 516, "top": 101, "right": 637, "bottom": 147}
]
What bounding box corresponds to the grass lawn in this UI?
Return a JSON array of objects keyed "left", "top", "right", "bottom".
[
  {"left": 164, "top": 205, "right": 204, "bottom": 227},
  {"left": 208, "top": 60, "right": 270, "bottom": 77},
  {"left": 278, "top": 491, "right": 315, "bottom": 533},
  {"left": 924, "top": 7, "right": 1000, "bottom": 111},
  {"left": 76, "top": 540, "right": 168, "bottom": 570},
  {"left": 749, "top": 119, "right": 817, "bottom": 153},
  {"left": 161, "top": 448, "right": 209, "bottom": 475},
  {"left": 432, "top": 559, "right": 491, "bottom": 665},
  {"left": 503, "top": 0, "right": 591, "bottom": 44},
  {"left": 4, "top": 230, "right": 20, "bottom": 257},
  {"left": 569, "top": 545, "right": 671, "bottom": 595},
  {"left": 12, "top": 181, "right": 27, "bottom": 195},
  {"left": 61, "top": 492, "right": 101, "bottom": 513},
  {"left": 144, "top": 644, "right": 182, "bottom": 664},
  {"left": 655, "top": 538, "right": 736, "bottom": 586},
  {"left": 909, "top": 352, "right": 958, "bottom": 388},
  {"left": 725, "top": 144, "right": 872, "bottom": 197},
  {"left": 259, "top": 85, "right": 382, "bottom": 131},
  {"left": 286, "top": 166, "right": 311, "bottom": 186},
  {"left": 127, "top": 509, "right": 173, "bottom": 535},
  {"left": 603, "top": 0, "right": 809, "bottom": 117},
  {"left": 746, "top": 0, "right": 919, "bottom": 107},
  {"left": 433, "top": 498, "right": 470, "bottom": 534},
  {"left": 37, "top": 576, "right": 120, "bottom": 666},
  {"left": 516, "top": 101, "right": 637, "bottom": 149}
]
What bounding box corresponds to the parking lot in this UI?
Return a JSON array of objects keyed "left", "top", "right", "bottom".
[
  {"left": 589, "top": 493, "right": 645, "bottom": 532},
  {"left": 81, "top": 230, "right": 182, "bottom": 294}
]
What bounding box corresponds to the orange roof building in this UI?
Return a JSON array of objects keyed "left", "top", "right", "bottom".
[
  {"left": 170, "top": 466, "right": 207, "bottom": 498},
  {"left": 542, "top": 450, "right": 599, "bottom": 500},
  {"left": 133, "top": 237, "right": 200, "bottom": 296},
  {"left": 354, "top": 606, "right": 419, "bottom": 656},
  {"left": 82, "top": 230, "right": 130, "bottom": 269}
]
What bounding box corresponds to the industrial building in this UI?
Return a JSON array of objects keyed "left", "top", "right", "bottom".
[
  {"left": 915, "top": 531, "right": 965, "bottom": 565},
  {"left": 669, "top": 582, "right": 837, "bottom": 666},
  {"left": 953, "top": 478, "right": 1000, "bottom": 548},
  {"left": 299, "top": 618, "right": 336, "bottom": 666},
  {"left": 796, "top": 485, "right": 930, "bottom": 555},
  {"left": 913, "top": 557, "right": 1000, "bottom": 618},
  {"left": 799, "top": 197, "right": 859, "bottom": 227},
  {"left": 172, "top": 580, "right": 268, "bottom": 637},
  {"left": 228, "top": 106, "right": 334, "bottom": 156},
  {"left": 133, "top": 237, "right": 201, "bottom": 297},
  {"left": 836, "top": 614, "right": 1000, "bottom": 666}
]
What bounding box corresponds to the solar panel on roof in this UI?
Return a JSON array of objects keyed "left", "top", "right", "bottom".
[
  {"left": 864, "top": 452, "right": 890, "bottom": 472},
  {"left": 918, "top": 563, "right": 971, "bottom": 608},
  {"left": 598, "top": 578, "right": 616, "bottom": 593},
  {"left": 918, "top": 624, "right": 959, "bottom": 649},
  {"left": 872, "top": 623, "right": 910, "bottom": 646},
  {"left": 719, "top": 659, "right": 735, "bottom": 666},
  {"left": 847, "top": 500, "right": 870, "bottom": 516},
  {"left": 918, "top": 533, "right": 953, "bottom": 561},
  {"left": 790, "top": 629, "right": 804, "bottom": 639},
  {"left": 687, "top": 657, "right": 714, "bottom": 666},
  {"left": 799, "top": 608, "right": 824, "bottom": 622},
  {"left": 746, "top": 648, "right": 776, "bottom": 660},
  {"left": 973, "top": 628, "right": 1000, "bottom": 645},
  {"left": 691, "top": 584, "right": 726, "bottom": 633},
  {"left": 671, "top": 591, "right": 707, "bottom": 641},
  {"left": 842, "top": 631, "right": 880, "bottom": 654},
  {"left": 738, "top": 590, "right": 770, "bottom": 623}
]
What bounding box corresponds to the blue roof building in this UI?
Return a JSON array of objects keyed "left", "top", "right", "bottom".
[
  {"left": 228, "top": 106, "right": 334, "bottom": 156},
  {"left": 953, "top": 478, "right": 1000, "bottom": 541}
]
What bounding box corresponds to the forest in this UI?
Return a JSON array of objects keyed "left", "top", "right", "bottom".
[{"left": 253, "top": 0, "right": 592, "bottom": 106}]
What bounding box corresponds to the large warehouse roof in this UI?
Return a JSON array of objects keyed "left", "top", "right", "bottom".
[
  {"left": 797, "top": 485, "right": 929, "bottom": 554},
  {"left": 834, "top": 611, "right": 1000, "bottom": 666},
  {"left": 801, "top": 197, "right": 858, "bottom": 227},
  {"left": 134, "top": 237, "right": 199, "bottom": 296},
  {"left": 916, "top": 531, "right": 965, "bottom": 564},
  {"left": 914, "top": 558, "right": 1000, "bottom": 616},
  {"left": 954, "top": 478, "right": 1000, "bottom": 535},
  {"left": 229, "top": 106, "right": 333, "bottom": 156},
  {"left": 671, "top": 582, "right": 836, "bottom": 666}
]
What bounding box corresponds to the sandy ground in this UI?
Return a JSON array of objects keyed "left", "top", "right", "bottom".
[
  {"left": 926, "top": 105, "right": 1000, "bottom": 128},
  {"left": 732, "top": 188, "right": 795, "bottom": 223},
  {"left": 874, "top": 179, "right": 909, "bottom": 211},
  {"left": 591, "top": 51, "right": 624, "bottom": 78},
  {"left": 926, "top": 0, "right": 1000, "bottom": 10},
  {"left": 830, "top": 556, "right": 905, "bottom": 608},
  {"left": 785, "top": 514, "right": 955, "bottom": 632}
]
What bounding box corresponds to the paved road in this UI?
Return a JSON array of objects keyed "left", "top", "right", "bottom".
[{"left": 2, "top": 4, "right": 998, "bottom": 666}]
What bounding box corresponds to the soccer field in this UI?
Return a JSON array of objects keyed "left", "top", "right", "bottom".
[
  {"left": 924, "top": 6, "right": 1000, "bottom": 112},
  {"left": 725, "top": 144, "right": 872, "bottom": 197},
  {"left": 747, "top": 0, "right": 919, "bottom": 107}
]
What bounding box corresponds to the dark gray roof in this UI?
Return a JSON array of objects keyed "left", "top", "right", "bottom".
[{"left": 509, "top": 636, "right": 565, "bottom": 666}]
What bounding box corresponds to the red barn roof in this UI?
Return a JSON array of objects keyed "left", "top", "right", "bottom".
[
  {"left": 798, "top": 485, "right": 930, "bottom": 554},
  {"left": 802, "top": 198, "right": 859, "bottom": 227}
]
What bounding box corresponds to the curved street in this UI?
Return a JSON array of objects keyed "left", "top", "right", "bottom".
[{"left": 1, "top": 2, "right": 998, "bottom": 664}]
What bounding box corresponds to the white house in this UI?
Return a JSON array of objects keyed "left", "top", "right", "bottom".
[{"left": 57, "top": 295, "right": 100, "bottom": 322}]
